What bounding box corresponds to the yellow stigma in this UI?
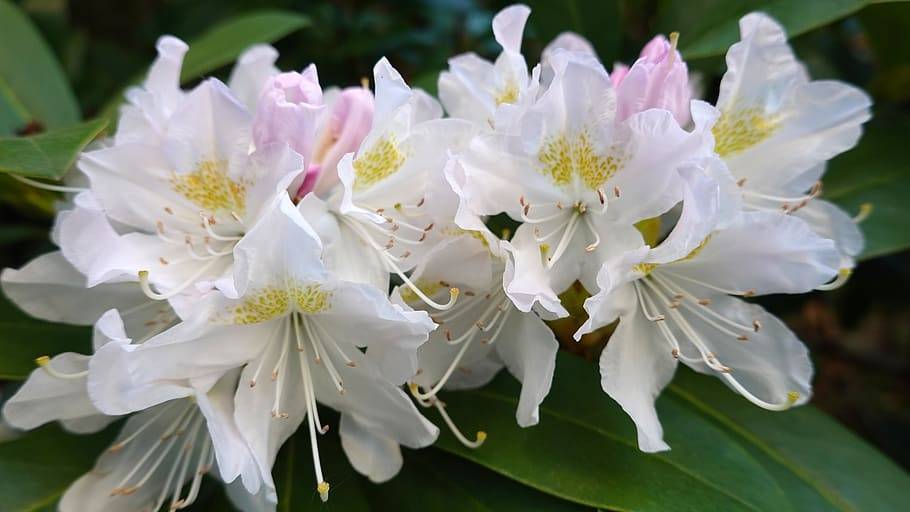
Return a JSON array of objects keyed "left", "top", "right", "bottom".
[
  {"left": 538, "top": 131, "right": 623, "bottom": 189},
  {"left": 317, "top": 481, "right": 330, "bottom": 502},
  {"left": 476, "top": 431, "right": 488, "bottom": 443},
  {"left": 786, "top": 391, "right": 800, "bottom": 405},
  {"left": 854, "top": 203, "right": 873, "bottom": 223},
  {"left": 231, "top": 282, "right": 332, "bottom": 324},
  {"left": 495, "top": 80, "right": 519, "bottom": 106},
  {"left": 352, "top": 137, "right": 406, "bottom": 190},
  {"left": 713, "top": 107, "right": 779, "bottom": 157},
  {"left": 34, "top": 355, "right": 50, "bottom": 367},
  {"left": 170, "top": 160, "right": 247, "bottom": 215}
]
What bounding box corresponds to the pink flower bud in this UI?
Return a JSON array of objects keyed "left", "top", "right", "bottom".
[
  {"left": 613, "top": 34, "right": 692, "bottom": 126},
  {"left": 307, "top": 86, "right": 374, "bottom": 198},
  {"left": 252, "top": 65, "right": 324, "bottom": 163}
]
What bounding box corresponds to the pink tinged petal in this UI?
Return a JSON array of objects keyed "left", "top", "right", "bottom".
[
  {"left": 610, "top": 63, "right": 630, "bottom": 88},
  {"left": 615, "top": 35, "right": 692, "bottom": 126},
  {"left": 252, "top": 67, "right": 325, "bottom": 165},
  {"left": 311, "top": 86, "right": 375, "bottom": 197}
]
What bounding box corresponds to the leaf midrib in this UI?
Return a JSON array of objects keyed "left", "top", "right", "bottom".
[
  {"left": 444, "top": 388, "right": 767, "bottom": 512},
  {"left": 666, "top": 384, "right": 855, "bottom": 512}
]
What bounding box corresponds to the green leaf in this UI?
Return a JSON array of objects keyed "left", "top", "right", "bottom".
[
  {"left": 524, "top": 1, "right": 621, "bottom": 63},
  {"left": 0, "top": 118, "right": 108, "bottom": 180},
  {"left": 368, "top": 448, "right": 591, "bottom": 511},
  {"left": 0, "top": 0, "right": 80, "bottom": 135},
  {"left": 823, "top": 115, "right": 910, "bottom": 259},
  {"left": 668, "top": 368, "right": 910, "bottom": 511},
  {"left": 435, "top": 353, "right": 910, "bottom": 511},
  {"left": 657, "top": 0, "right": 907, "bottom": 60},
  {"left": 0, "top": 294, "right": 91, "bottom": 380},
  {"left": 434, "top": 353, "right": 793, "bottom": 511},
  {"left": 99, "top": 10, "right": 310, "bottom": 121},
  {"left": 0, "top": 424, "right": 116, "bottom": 512}
]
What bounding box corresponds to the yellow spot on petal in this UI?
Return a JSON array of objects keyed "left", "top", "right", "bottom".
[
  {"left": 713, "top": 106, "right": 779, "bottom": 157},
  {"left": 538, "top": 130, "right": 623, "bottom": 189},
  {"left": 633, "top": 263, "right": 657, "bottom": 275},
  {"left": 170, "top": 160, "right": 247, "bottom": 215},
  {"left": 231, "top": 282, "right": 332, "bottom": 324},
  {"left": 635, "top": 217, "right": 662, "bottom": 247},
  {"left": 495, "top": 80, "right": 519, "bottom": 106},
  {"left": 353, "top": 136, "right": 406, "bottom": 190}
]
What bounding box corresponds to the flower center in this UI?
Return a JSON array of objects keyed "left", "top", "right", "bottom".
[
  {"left": 713, "top": 106, "right": 779, "bottom": 157},
  {"left": 352, "top": 136, "right": 406, "bottom": 190},
  {"left": 170, "top": 160, "right": 248, "bottom": 215},
  {"left": 231, "top": 282, "right": 332, "bottom": 324},
  {"left": 538, "top": 130, "right": 624, "bottom": 190}
]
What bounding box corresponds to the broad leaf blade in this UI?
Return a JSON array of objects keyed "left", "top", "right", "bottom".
[
  {"left": 657, "top": 0, "right": 904, "bottom": 60},
  {"left": 823, "top": 115, "right": 910, "bottom": 259},
  {"left": 435, "top": 353, "right": 793, "bottom": 511},
  {"left": 0, "top": 0, "right": 80, "bottom": 135},
  {"left": 0, "top": 119, "right": 108, "bottom": 180},
  {"left": 0, "top": 424, "right": 115, "bottom": 512},
  {"left": 669, "top": 368, "right": 910, "bottom": 511}
]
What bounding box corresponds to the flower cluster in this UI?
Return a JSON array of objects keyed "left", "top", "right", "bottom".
[{"left": 1, "top": 5, "right": 871, "bottom": 511}]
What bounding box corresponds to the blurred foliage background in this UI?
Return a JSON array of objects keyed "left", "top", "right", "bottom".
[{"left": 1, "top": 0, "right": 909, "bottom": 483}]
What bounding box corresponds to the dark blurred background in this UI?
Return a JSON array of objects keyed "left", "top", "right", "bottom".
[{"left": 3, "top": 0, "right": 908, "bottom": 469}]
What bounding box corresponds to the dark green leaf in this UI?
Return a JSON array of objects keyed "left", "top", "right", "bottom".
[
  {"left": 668, "top": 368, "right": 910, "bottom": 511},
  {"left": 368, "top": 448, "right": 590, "bottom": 511},
  {"left": 824, "top": 115, "right": 910, "bottom": 259},
  {"left": 436, "top": 353, "right": 910, "bottom": 511},
  {"left": 657, "top": 0, "right": 908, "bottom": 60},
  {"left": 434, "top": 353, "right": 793, "bottom": 511},
  {"left": 524, "top": 1, "right": 621, "bottom": 63},
  {"left": 0, "top": 424, "right": 116, "bottom": 512},
  {"left": 0, "top": 119, "right": 108, "bottom": 180},
  {"left": 0, "top": 0, "right": 80, "bottom": 135},
  {"left": 99, "top": 10, "right": 310, "bottom": 121},
  {"left": 0, "top": 294, "right": 91, "bottom": 380}
]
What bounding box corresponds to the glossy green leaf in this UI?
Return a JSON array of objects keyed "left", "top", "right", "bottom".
[
  {"left": 0, "top": 118, "right": 108, "bottom": 179},
  {"left": 99, "top": 10, "right": 310, "bottom": 121},
  {"left": 657, "top": 0, "right": 908, "bottom": 60},
  {"left": 824, "top": 115, "right": 910, "bottom": 259},
  {"left": 368, "top": 448, "right": 591, "bottom": 511},
  {"left": 0, "top": 424, "right": 115, "bottom": 512},
  {"left": 435, "top": 353, "right": 793, "bottom": 511},
  {"left": 0, "top": 294, "right": 91, "bottom": 380},
  {"left": 524, "top": 1, "right": 621, "bottom": 63},
  {"left": 435, "top": 353, "right": 910, "bottom": 511},
  {"left": 0, "top": 0, "right": 80, "bottom": 135},
  {"left": 668, "top": 368, "right": 910, "bottom": 511}
]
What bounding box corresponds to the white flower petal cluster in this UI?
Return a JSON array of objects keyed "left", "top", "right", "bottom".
[{"left": 0, "top": 4, "right": 871, "bottom": 510}]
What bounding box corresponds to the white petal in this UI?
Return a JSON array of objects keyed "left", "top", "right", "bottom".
[
  {"left": 0, "top": 251, "right": 143, "bottom": 325},
  {"left": 794, "top": 199, "right": 863, "bottom": 266},
  {"left": 340, "top": 413, "right": 404, "bottom": 483},
  {"left": 2, "top": 352, "right": 114, "bottom": 433},
  {"left": 373, "top": 57, "right": 412, "bottom": 124},
  {"left": 576, "top": 252, "right": 647, "bottom": 339},
  {"left": 501, "top": 224, "right": 568, "bottom": 317},
  {"left": 228, "top": 44, "right": 279, "bottom": 111},
  {"left": 194, "top": 369, "right": 255, "bottom": 485},
  {"left": 494, "top": 311, "right": 558, "bottom": 427},
  {"left": 492, "top": 4, "right": 531, "bottom": 53},
  {"left": 599, "top": 294, "right": 676, "bottom": 452},
  {"left": 667, "top": 211, "right": 839, "bottom": 295}
]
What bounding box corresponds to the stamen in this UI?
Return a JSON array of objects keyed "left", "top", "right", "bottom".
[
  {"left": 200, "top": 213, "right": 242, "bottom": 241},
  {"left": 138, "top": 259, "right": 219, "bottom": 301},
  {"left": 583, "top": 215, "right": 601, "bottom": 252},
  {"left": 546, "top": 212, "right": 581, "bottom": 269},
  {"left": 34, "top": 355, "right": 88, "bottom": 379},
  {"left": 9, "top": 173, "right": 87, "bottom": 194},
  {"left": 854, "top": 203, "right": 873, "bottom": 223},
  {"left": 432, "top": 399, "right": 486, "bottom": 449},
  {"left": 815, "top": 268, "right": 851, "bottom": 291}
]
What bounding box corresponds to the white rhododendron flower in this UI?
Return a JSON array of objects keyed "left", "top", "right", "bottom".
[
  {"left": 455, "top": 48, "right": 723, "bottom": 316},
  {"left": 577, "top": 212, "right": 839, "bottom": 451},
  {"left": 0, "top": 4, "right": 879, "bottom": 509},
  {"left": 713, "top": 13, "right": 872, "bottom": 273},
  {"left": 89, "top": 196, "right": 438, "bottom": 502}
]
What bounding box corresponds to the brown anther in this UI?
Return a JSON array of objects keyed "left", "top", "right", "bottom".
[
  {"left": 613, "top": 186, "right": 621, "bottom": 198},
  {"left": 653, "top": 315, "right": 666, "bottom": 322},
  {"left": 418, "top": 232, "right": 427, "bottom": 242},
  {"left": 164, "top": 206, "right": 174, "bottom": 215},
  {"left": 480, "top": 338, "right": 490, "bottom": 345},
  {"left": 519, "top": 195, "right": 526, "bottom": 206},
  {"left": 673, "top": 294, "right": 684, "bottom": 300},
  {"left": 156, "top": 220, "right": 165, "bottom": 233},
  {"left": 669, "top": 301, "right": 680, "bottom": 309},
  {"left": 742, "top": 289, "right": 756, "bottom": 297},
  {"left": 464, "top": 290, "right": 476, "bottom": 297},
  {"left": 523, "top": 203, "right": 530, "bottom": 216},
  {"left": 376, "top": 208, "right": 385, "bottom": 214},
  {"left": 752, "top": 320, "right": 762, "bottom": 332},
  {"left": 736, "top": 334, "right": 749, "bottom": 341},
  {"left": 424, "top": 222, "right": 435, "bottom": 231},
  {"left": 475, "top": 320, "right": 486, "bottom": 329},
  {"left": 400, "top": 250, "right": 411, "bottom": 258},
  {"left": 385, "top": 239, "right": 395, "bottom": 249},
  {"left": 597, "top": 188, "right": 606, "bottom": 204},
  {"left": 671, "top": 348, "right": 679, "bottom": 359},
  {"left": 159, "top": 257, "right": 169, "bottom": 265},
  {"left": 698, "top": 298, "right": 712, "bottom": 306},
  {"left": 416, "top": 197, "right": 426, "bottom": 207},
  {"left": 439, "top": 281, "right": 451, "bottom": 287},
  {"left": 249, "top": 379, "right": 256, "bottom": 388},
  {"left": 736, "top": 178, "right": 747, "bottom": 187},
  {"left": 271, "top": 370, "right": 279, "bottom": 381},
  {"left": 346, "top": 361, "right": 357, "bottom": 368},
  {"left": 445, "top": 329, "right": 453, "bottom": 341}
]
